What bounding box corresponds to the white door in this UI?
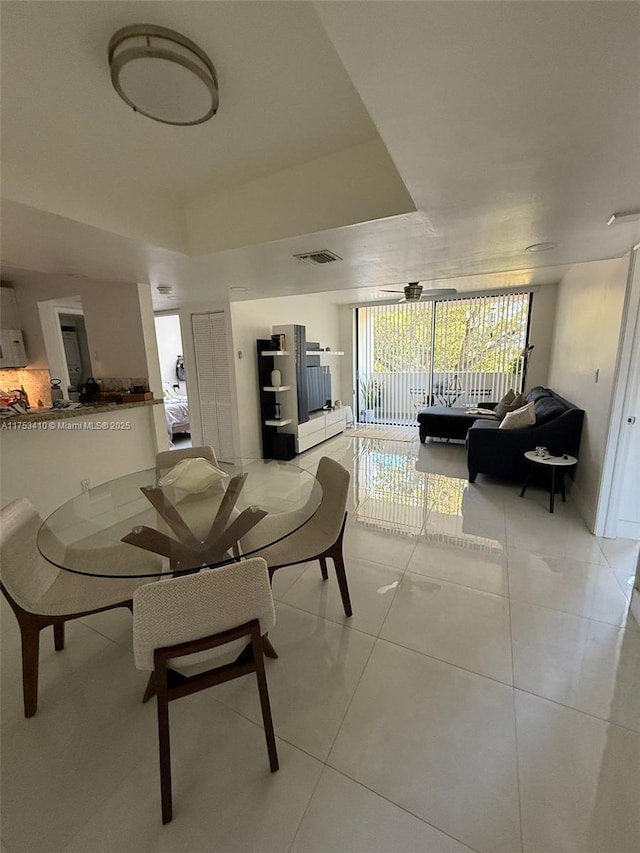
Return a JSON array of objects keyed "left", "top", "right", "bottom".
[
  {"left": 192, "top": 312, "right": 235, "bottom": 460},
  {"left": 616, "top": 311, "right": 640, "bottom": 539}
]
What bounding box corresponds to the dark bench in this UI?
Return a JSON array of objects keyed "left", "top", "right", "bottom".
[{"left": 417, "top": 405, "right": 497, "bottom": 442}]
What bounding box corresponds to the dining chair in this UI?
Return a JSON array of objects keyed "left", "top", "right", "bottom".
[
  {"left": 241, "top": 456, "right": 352, "bottom": 617},
  {"left": 133, "top": 557, "right": 278, "bottom": 824},
  {"left": 155, "top": 444, "right": 217, "bottom": 477},
  {"left": 0, "top": 498, "right": 147, "bottom": 718}
]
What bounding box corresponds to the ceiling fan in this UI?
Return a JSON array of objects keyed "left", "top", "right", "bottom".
[{"left": 380, "top": 282, "right": 458, "bottom": 302}]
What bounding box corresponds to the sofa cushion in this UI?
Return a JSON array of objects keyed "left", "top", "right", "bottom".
[
  {"left": 499, "top": 402, "right": 536, "bottom": 430},
  {"left": 534, "top": 395, "right": 568, "bottom": 425},
  {"left": 526, "top": 386, "right": 553, "bottom": 405},
  {"left": 495, "top": 390, "right": 528, "bottom": 418},
  {"left": 494, "top": 389, "right": 515, "bottom": 418}
]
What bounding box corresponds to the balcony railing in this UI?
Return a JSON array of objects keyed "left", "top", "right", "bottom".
[{"left": 358, "top": 370, "right": 520, "bottom": 425}]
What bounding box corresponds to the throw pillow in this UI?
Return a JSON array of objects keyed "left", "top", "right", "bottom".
[
  {"left": 494, "top": 389, "right": 516, "bottom": 418},
  {"left": 158, "top": 457, "right": 229, "bottom": 493},
  {"left": 499, "top": 401, "right": 536, "bottom": 430}
]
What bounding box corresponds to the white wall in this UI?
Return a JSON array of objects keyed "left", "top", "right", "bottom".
[
  {"left": 230, "top": 294, "right": 345, "bottom": 457},
  {"left": 154, "top": 314, "right": 186, "bottom": 393},
  {"left": 548, "top": 255, "right": 630, "bottom": 530},
  {"left": 0, "top": 405, "right": 160, "bottom": 516},
  {"left": 10, "top": 272, "right": 150, "bottom": 378}
]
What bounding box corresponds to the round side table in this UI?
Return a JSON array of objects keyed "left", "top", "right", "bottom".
[{"left": 520, "top": 451, "right": 578, "bottom": 514}]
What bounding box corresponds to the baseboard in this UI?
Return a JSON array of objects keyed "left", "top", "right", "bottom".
[{"left": 630, "top": 589, "right": 640, "bottom": 624}]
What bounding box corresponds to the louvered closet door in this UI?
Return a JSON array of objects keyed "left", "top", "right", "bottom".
[{"left": 192, "top": 312, "right": 235, "bottom": 460}]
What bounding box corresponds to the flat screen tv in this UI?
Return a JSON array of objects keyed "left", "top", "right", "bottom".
[{"left": 307, "top": 365, "right": 331, "bottom": 413}]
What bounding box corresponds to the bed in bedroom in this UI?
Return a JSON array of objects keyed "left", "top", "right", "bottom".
[{"left": 163, "top": 384, "right": 190, "bottom": 436}]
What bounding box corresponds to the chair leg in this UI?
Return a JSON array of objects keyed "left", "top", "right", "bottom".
[
  {"left": 252, "top": 633, "right": 279, "bottom": 773},
  {"left": 263, "top": 636, "right": 278, "bottom": 659},
  {"left": 53, "top": 622, "right": 65, "bottom": 651},
  {"left": 142, "top": 672, "right": 157, "bottom": 703},
  {"left": 319, "top": 556, "right": 329, "bottom": 580},
  {"left": 156, "top": 673, "right": 173, "bottom": 824},
  {"left": 20, "top": 620, "right": 41, "bottom": 718},
  {"left": 332, "top": 550, "right": 353, "bottom": 617}
]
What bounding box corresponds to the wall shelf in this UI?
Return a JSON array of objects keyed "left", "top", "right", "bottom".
[
  {"left": 262, "top": 385, "right": 291, "bottom": 392},
  {"left": 305, "top": 350, "right": 344, "bottom": 356},
  {"left": 260, "top": 350, "right": 289, "bottom": 356},
  {"left": 264, "top": 418, "right": 292, "bottom": 427}
]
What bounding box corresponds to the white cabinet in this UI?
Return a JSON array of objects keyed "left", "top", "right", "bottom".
[
  {"left": 295, "top": 409, "right": 346, "bottom": 454},
  {"left": 0, "top": 329, "right": 27, "bottom": 368}
]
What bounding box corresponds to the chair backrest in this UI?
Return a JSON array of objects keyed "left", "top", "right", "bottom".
[
  {"left": 312, "top": 457, "right": 350, "bottom": 540},
  {"left": 0, "top": 498, "right": 60, "bottom": 611},
  {"left": 132, "top": 557, "right": 275, "bottom": 671},
  {"left": 155, "top": 445, "right": 217, "bottom": 478}
]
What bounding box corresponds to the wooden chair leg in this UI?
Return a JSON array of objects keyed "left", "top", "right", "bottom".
[
  {"left": 319, "top": 557, "right": 329, "bottom": 580},
  {"left": 142, "top": 672, "right": 157, "bottom": 703},
  {"left": 156, "top": 673, "right": 173, "bottom": 824},
  {"left": 20, "top": 619, "right": 41, "bottom": 718},
  {"left": 53, "top": 622, "right": 65, "bottom": 651},
  {"left": 263, "top": 636, "right": 278, "bottom": 659},
  {"left": 252, "top": 634, "right": 279, "bottom": 773},
  {"left": 332, "top": 550, "right": 353, "bottom": 617}
]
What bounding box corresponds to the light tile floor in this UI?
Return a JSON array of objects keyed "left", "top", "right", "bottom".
[{"left": 1, "top": 433, "right": 639, "bottom": 853}]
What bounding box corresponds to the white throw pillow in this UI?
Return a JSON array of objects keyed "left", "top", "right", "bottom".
[
  {"left": 498, "top": 401, "right": 536, "bottom": 430},
  {"left": 158, "top": 457, "right": 228, "bottom": 493}
]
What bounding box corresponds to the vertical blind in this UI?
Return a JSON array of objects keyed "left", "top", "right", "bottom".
[{"left": 356, "top": 292, "right": 531, "bottom": 425}]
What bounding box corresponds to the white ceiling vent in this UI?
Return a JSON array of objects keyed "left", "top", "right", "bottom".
[{"left": 293, "top": 250, "right": 342, "bottom": 266}]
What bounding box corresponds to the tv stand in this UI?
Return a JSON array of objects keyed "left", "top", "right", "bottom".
[{"left": 256, "top": 325, "right": 345, "bottom": 458}]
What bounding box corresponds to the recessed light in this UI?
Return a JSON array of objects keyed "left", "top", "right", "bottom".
[
  {"left": 157, "top": 285, "right": 173, "bottom": 295},
  {"left": 525, "top": 242, "right": 557, "bottom": 253},
  {"left": 229, "top": 286, "right": 249, "bottom": 294},
  {"left": 607, "top": 210, "right": 640, "bottom": 226}
]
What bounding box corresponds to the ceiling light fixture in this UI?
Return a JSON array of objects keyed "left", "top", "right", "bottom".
[
  {"left": 525, "top": 242, "right": 557, "bottom": 253},
  {"left": 108, "top": 25, "right": 218, "bottom": 126}
]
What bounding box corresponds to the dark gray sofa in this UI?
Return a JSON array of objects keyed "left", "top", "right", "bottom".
[{"left": 466, "top": 386, "right": 584, "bottom": 483}]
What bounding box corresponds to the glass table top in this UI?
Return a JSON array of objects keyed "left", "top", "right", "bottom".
[{"left": 37, "top": 458, "right": 322, "bottom": 578}]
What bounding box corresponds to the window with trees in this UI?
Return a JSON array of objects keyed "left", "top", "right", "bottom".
[{"left": 356, "top": 292, "right": 531, "bottom": 424}]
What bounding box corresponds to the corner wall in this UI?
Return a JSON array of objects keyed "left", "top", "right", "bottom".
[{"left": 548, "top": 255, "right": 630, "bottom": 530}]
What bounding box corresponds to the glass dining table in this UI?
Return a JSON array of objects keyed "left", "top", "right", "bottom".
[{"left": 37, "top": 458, "right": 322, "bottom": 579}]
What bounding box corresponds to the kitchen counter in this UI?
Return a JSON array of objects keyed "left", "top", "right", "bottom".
[{"left": 0, "top": 398, "right": 163, "bottom": 426}]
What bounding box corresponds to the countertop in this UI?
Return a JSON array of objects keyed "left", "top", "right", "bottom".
[{"left": 0, "top": 398, "right": 163, "bottom": 425}]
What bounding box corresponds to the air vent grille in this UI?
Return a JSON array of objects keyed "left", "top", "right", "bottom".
[{"left": 293, "top": 250, "right": 342, "bottom": 266}]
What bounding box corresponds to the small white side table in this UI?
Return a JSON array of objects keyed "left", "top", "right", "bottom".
[{"left": 520, "top": 451, "right": 578, "bottom": 514}]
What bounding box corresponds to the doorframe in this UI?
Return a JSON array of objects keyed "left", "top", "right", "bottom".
[
  {"left": 38, "top": 299, "right": 84, "bottom": 399},
  {"left": 596, "top": 246, "right": 640, "bottom": 538}
]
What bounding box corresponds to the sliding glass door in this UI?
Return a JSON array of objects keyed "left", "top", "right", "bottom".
[{"left": 356, "top": 292, "right": 531, "bottom": 425}]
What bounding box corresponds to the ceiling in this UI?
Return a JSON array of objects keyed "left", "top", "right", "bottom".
[{"left": 2, "top": 1, "right": 639, "bottom": 308}]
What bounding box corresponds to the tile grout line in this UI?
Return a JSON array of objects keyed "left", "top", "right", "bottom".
[
  {"left": 320, "top": 764, "right": 482, "bottom": 853},
  {"left": 506, "top": 546, "right": 526, "bottom": 853}
]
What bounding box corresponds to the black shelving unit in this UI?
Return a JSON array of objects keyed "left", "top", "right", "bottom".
[{"left": 256, "top": 339, "right": 295, "bottom": 460}]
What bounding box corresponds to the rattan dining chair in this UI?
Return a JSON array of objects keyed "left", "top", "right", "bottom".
[
  {"left": 133, "top": 557, "right": 278, "bottom": 824},
  {"left": 241, "top": 457, "right": 352, "bottom": 617},
  {"left": 0, "top": 498, "right": 147, "bottom": 717}
]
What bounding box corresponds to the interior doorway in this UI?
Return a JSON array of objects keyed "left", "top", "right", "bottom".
[{"left": 154, "top": 313, "right": 191, "bottom": 449}]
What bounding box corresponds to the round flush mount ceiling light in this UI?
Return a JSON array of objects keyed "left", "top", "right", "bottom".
[
  {"left": 108, "top": 25, "right": 218, "bottom": 126},
  {"left": 525, "top": 242, "right": 557, "bottom": 253}
]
